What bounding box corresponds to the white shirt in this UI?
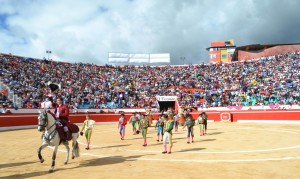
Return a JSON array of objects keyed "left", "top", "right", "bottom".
[{"left": 56, "top": 105, "right": 61, "bottom": 118}]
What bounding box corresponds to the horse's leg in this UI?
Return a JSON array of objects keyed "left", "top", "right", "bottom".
[
  {"left": 72, "top": 133, "right": 80, "bottom": 159},
  {"left": 49, "top": 145, "right": 58, "bottom": 173},
  {"left": 64, "top": 141, "right": 70, "bottom": 164},
  {"left": 37, "top": 142, "right": 48, "bottom": 163},
  {"left": 72, "top": 136, "right": 75, "bottom": 159}
]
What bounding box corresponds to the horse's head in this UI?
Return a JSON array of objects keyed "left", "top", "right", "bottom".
[{"left": 38, "top": 110, "right": 48, "bottom": 132}]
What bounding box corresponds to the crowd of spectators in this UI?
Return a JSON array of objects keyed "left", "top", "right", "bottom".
[{"left": 0, "top": 51, "right": 300, "bottom": 110}]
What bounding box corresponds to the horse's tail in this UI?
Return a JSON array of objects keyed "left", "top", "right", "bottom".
[{"left": 73, "top": 141, "right": 80, "bottom": 157}]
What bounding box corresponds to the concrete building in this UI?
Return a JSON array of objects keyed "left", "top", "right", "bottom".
[{"left": 206, "top": 39, "right": 236, "bottom": 63}]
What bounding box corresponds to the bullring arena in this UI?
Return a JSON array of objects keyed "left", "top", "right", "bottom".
[
  {"left": 1, "top": 110, "right": 300, "bottom": 179},
  {"left": 1, "top": 1, "right": 300, "bottom": 178}
]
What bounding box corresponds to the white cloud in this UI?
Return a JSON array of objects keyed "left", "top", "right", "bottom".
[{"left": 0, "top": 0, "right": 300, "bottom": 64}]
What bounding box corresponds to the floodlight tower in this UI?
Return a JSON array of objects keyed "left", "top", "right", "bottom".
[{"left": 46, "top": 50, "right": 52, "bottom": 60}]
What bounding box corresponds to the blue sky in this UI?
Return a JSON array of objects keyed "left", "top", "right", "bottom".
[
  {"left": 0, "top": 0, "right": 300, "bottom": 65},
  {"left": 0, "top": 14, "right": 8, "bottom": 30}
]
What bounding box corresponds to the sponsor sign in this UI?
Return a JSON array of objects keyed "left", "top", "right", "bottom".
[{"left": 156, "top": 96, "right": 177, "bottom": 101}]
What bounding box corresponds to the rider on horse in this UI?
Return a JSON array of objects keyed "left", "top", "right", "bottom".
[{"left": 54, "top": 97, "right": 70, "bottom": 141}]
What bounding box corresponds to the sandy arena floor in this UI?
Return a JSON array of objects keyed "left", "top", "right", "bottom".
[{"left": 1, "top": 122, "right": 300, "bottom": 179}]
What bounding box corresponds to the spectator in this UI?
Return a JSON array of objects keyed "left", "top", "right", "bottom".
[{"left": 0, "top": 51, "right": 300, "bottom": 110}]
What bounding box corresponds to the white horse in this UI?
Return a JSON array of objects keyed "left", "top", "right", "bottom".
[{"left": 37, "top": 110, "right": 80, "bottom": 172}]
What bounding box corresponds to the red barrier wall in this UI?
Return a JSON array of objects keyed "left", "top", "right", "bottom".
[
  {"left": 230, "top": 111, "right": 300, "bottom": 122},
  {"left": 0, "top": 113, "right": 130, "bottom": 127}
]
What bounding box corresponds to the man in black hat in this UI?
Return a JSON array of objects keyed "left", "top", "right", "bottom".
[
  {"left": 49, "top": 83, "right": 59, "bottom": 92},
  {"left": 47, "top": 82, "right": 60, "bottom": 108}
]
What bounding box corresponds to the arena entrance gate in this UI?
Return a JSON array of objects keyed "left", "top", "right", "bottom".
[{"left": 156, "top": 96, "right": 179, "bottom": 112}]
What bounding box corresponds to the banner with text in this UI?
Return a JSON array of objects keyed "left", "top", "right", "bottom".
[{"left": 156, "top": 96, "right": 177, "bottom": 101}]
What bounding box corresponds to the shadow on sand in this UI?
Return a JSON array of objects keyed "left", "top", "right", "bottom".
[
  {"left": 178, "top": 148, "right": 206, "bottom": 152},
  {"left": 92, "top": 144, "right": 131, "bottom": 149},
  {"left": 148, "top": 141, "right": 177, "bottom": 146},
  {"left": 201, "top": 139, "right": 216, "bottom": 142},
  {"left": 2, "top": 154, "right": 148, "bottom": 178},
  {"left": 0, "top": 161, "right": 36, "bottom": 169},
  {"left": 205, "top": 132, "right": 223, "bottom": 135}
]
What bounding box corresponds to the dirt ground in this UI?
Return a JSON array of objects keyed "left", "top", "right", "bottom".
[{"left": 1, "top": 122, "right": 300, "bottom": 179}]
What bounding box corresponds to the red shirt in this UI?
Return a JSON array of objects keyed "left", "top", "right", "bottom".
[{"left": 54, "top": 104, "right": 69, "bottom": 121}]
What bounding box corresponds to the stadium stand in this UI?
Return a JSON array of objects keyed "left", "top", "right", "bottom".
[{"left": 0, "top": 51, "right": 300, "bottom": 110}]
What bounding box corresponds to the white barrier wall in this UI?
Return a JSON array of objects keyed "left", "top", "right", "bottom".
[{"left": 197, "top": 105, "right": 300, "bottom": 111}]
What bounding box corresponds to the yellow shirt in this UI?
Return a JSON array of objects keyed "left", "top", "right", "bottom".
[{"left": 82, "top": 119, "right": 95, "bottom": 131}]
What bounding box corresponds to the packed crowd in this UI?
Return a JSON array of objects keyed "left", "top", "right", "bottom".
[{"left": 0, "top": 51, "right": 300, "bottom": 109}]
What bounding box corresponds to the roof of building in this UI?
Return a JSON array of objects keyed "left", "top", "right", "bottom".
[
  {"left": 206, "top": 45, "right": 236, "bottom": 51},
  {"left": 231, "top": 43, "right": 300, "bottom": 61}
]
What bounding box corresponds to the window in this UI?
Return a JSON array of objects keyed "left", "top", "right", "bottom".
[
  {"left": 210, "top": 54, "right": 216, "bottom": 59},
  {"left": 221, "top": 54, "right": 227, "bottom": 59}
]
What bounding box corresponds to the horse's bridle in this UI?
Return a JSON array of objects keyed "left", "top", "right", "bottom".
[
  {"left": 38, "top": 111, "right": 48, "bottom": 130},
  {"left": 38, "top": 111, "right": 58, "bottom": 142}
]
